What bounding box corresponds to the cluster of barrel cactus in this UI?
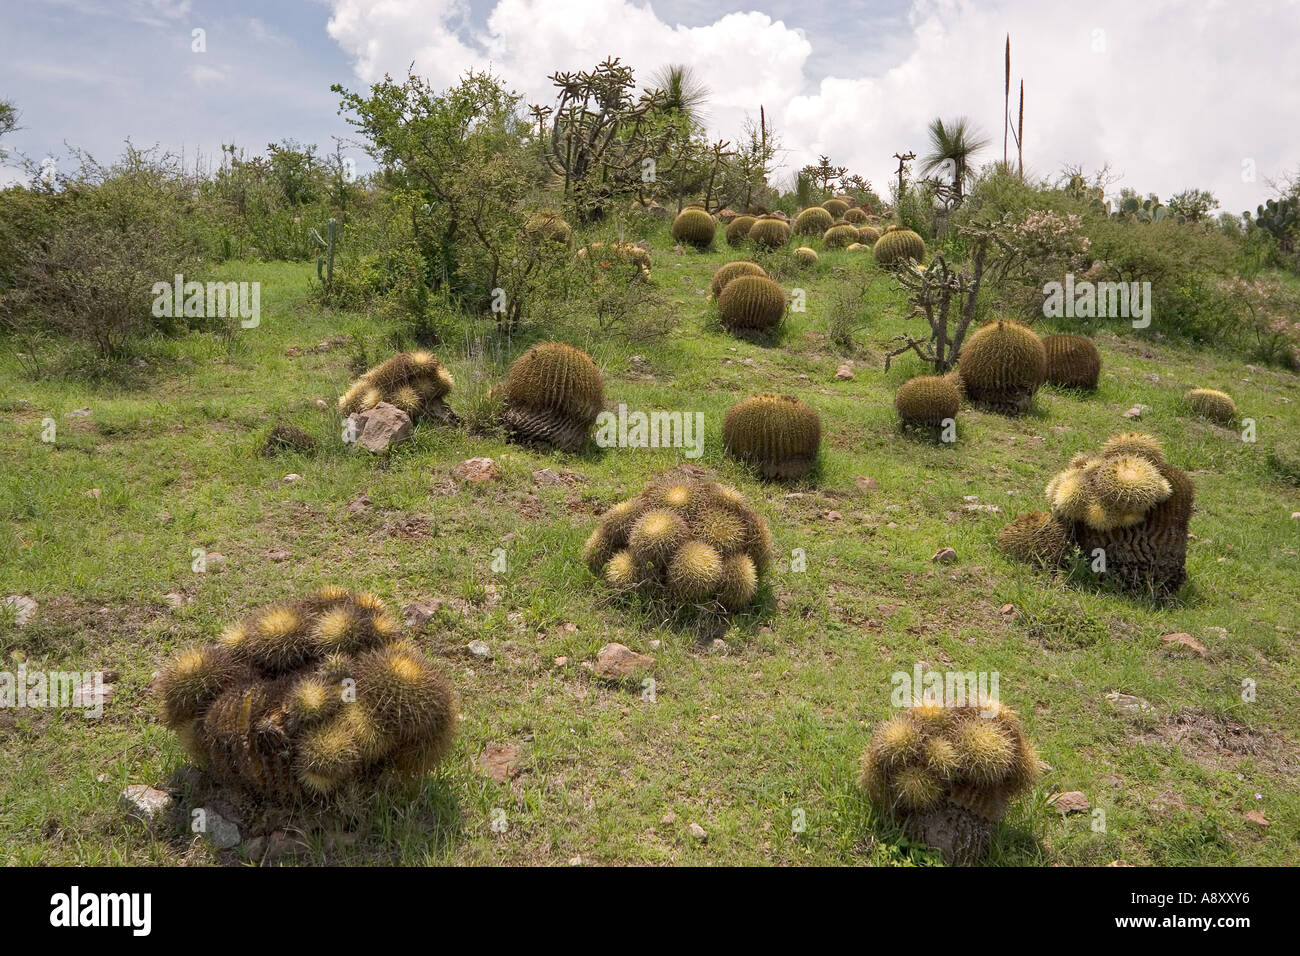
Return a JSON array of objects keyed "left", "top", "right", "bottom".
[
  {"left": 859, "top": 699, "right": 1040, "bottom": 865},
  {"left": 1042, "top": 333, "right": 1101, "bottom": 390},
  {"left": 872, "top": 225, "right": 926, "bottom": 266},
  {"left": 895, "top": 375, "right": 961, "bottom": 429},
  {"left": 956, "top": 319, "right": 1047, "bottom": 415},
  {"left": 154, "top": 588, "right": 458, "bottom": 801},
  {"left": 671, "top": 206, "right": 717, "bottom": 249},
  {"left": 716, "top": 274, "right": 787, "bottom": 333},
  {"left": 1001, "top": 432, "right": 1195, "bottom": 595},
  {"left": 583, "top": 471, "right": 774, "bottom": 611},
  {"left": 338, "top": 351, "right": 456, "bottom": 423},
  {"left": 1182, "top": 387, "right": 1237, "bottom": 425},
  {"left": 723, "top": 394, "right": 822, "bottom": 480},
  {"left": 500, "top": 342, "right": 605, "bottom": 452}
]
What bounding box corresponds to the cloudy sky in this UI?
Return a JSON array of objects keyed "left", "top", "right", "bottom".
[{"left": 2, "top": 0, "right": 1297, "bottom": 213}]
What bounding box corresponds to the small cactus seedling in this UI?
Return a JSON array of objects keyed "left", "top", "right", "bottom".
[
  {"left": 725, "top": 215, "right": 757, "bottom": 247},
  {"left": 793, "top": 207, "right": 833, "bottom": 236},
  {"left": 671, "top": 207, "right": 717, "bottom": 249},
  {"left": 895, "top": 375, "right": 960, "bottom": 429},
  {"left": 872, "top": 225, "right": 926, "bottom": 266},
  {"left": 338, "top": 351, "right": 456, "bottom": 423},
  {"left": 1042, "top": 333, "right": 1101, "bottom": 390},
  {"left": 500, "top": 342, "right": 605, "bottom": 452},
  {"left": 154, "top": 588, "right": 458, "bottom": 801},
  {"left": 747, "top": 214, "right": 792, "bottom": 249},
  {"left": 956, "top": 319, "right": 1047, "bottom": 415},
  {"left": 1182, "top": 388, "right": 1237, "bottom": 425},
  {"left": 858, "top": 700, "right": 1040, "bottom": 865},
  {"left": 716, "top": 275, "right": 787, "bottom": 333},
  {"left": 710, "top": 260, "right": 767, "bottom": 299},
  {"left": 584, "top": 470, "right": 774, "bottom": 612},
  {"left": 723, "top": 394, "right": 821, "bottom": 480}
]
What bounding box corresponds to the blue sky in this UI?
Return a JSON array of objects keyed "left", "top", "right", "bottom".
[{"left": 2, "top": 0, "right": 1297, "bottom": 214}]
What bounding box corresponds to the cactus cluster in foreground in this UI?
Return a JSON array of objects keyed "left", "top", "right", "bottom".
[
  {"left": 710, "top": 260, "right": 766, "bottom": 298},
  {"left": 859, "top": 700, "right": 1039, "bottom": 865},
  {"left": 723, "top": 393, "right": 822, "bottom": 480},
  {"left": 154, "top": 588, "right": 458, "bottom": 801},
  {"left": 338, "top": 351, "right": 455, "bottom": 422},
  {"left": 500, "top": 342, "right": 605, "bottom": 452},
  {"left": 583, "top": 471, "right": 774, "bottom": 611},
  {"left": 1000, "top": 432, "right": 1194, "bottom": 594}
]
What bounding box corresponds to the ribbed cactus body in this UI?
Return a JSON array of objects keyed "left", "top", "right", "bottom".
[
  {"left": 957, "top": 319, "right": 1047, "bottom": 415},
  {"left": 155, "top": 589, "right": 458, "bottom": 800},
  {"left": 793, "top": 207, "right": 833, "bottom": 235},
  {"left": 723, "top": 394, "right": 821, "bottom": 480},
  {"left": 710, "top": 260, "right": 766, "bottom": 298},
  {"left": 872, "top": 225, "right": 926, "bottom": 266},
  {"left": 747, "top": 215, "right": 791, "bottom": 249},
  {"left": 857, "top": 225, "right": 881, "bottom": 244},
  {"left": 501, "top": 342, "right": 604, "bottom": 452},
  {"left": 895, "top": 375, "right": 960, "bottom": 427},
  {"left": 717, "top": 275, "right": 786, "bottom": 332},
  {"left": 823, "top": 198, "right": 849, "bottom": 218},
  {"left": 725, "top": 215, "right": 757, "bottom": 246},
  {"left": 1043, "top": 333, "right": 1101, "bottom": 390},
  {"left": 823, "top": 222, "right": 860, "bottom": 248},
  {"left": 843, "top": 207, "right": 868, "bottom": 224},
  {"left": 671, "top": 207, "right": 717, "bottom": 248},
  {"left": 1182, "top": 388, "right": 1236, "bottom": 424},
  {"left": 793, "top": 247, "right": 819, "bottom": 266},
  {"left": 996, "top": 511, "right": 1071, "bottom": 565}
]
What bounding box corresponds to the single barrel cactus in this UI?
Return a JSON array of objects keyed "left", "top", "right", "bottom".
[
  {"left": 717, "top": 274, "right": 787, "bottom": 333},
  {"left": 872, "top": 225, "right": 926, "bottom": 267},
  {"left": 725, "top": 215, "right": 757, "bottom": 246},
  {"left": 501, "top": 342, "right": 605, "bottom": 452},
  {"left": 823, "top": 198, "right": 850, "bottom": 218},
  {"left": 1041, "top": 433, "right": 1194, "bottom": 595},
  {"left": 793, "top": 246, "right": 819, "bottom": 266},
  {"left": 895, "top": 375, "right": 961, "bottom": 428},
  {"left": 338, "top": 351, "right": 456, "bottom": 423},
  {"left": 710, "top": 260, "right": 767, "bottom": 299},
  {"left": 857, "top": 225, "right": 882, "bottom": 245},
  {"left": 748, "top": 214, "right": 792, "bottom": 249},
  {"left": 723, "top": 393, "right": 821, "bottom": 480},
  {"left": 154, "top": 588, "right": 458, "bottom": 801},
  {"left": 843, "top": 207, "right": 868, "bottom": 224},
  {"left": 794, "top": 206, "right": 834, "bottom": 235},
  {"left": 525, "top": 210, "right": 573, "bottom": 245},
  {"left": 583, "top": 471, "right": 774, "bottom": 612},
  {"left": 956, "top": 319, "right": 1047, "bottom": 415},
  {"left": 671, "top": 207, "right": 717, "bottom": 249},
  {"left": 1043, "top": 333, "right": 1101, "bottom": 390},
  {"left": 859, "top": 700, "right": 1040, "bottom": 866},
  {"left": 1182, "top": 388, "right": 1237, "bottom": 425},
  {"left": 996, "top": 511, "right": 1071, "bottom": 565},
  {"left": 823, "top": 222, "right": 860, "bottom": 249}
]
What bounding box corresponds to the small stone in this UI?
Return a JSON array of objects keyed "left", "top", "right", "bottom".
[
  {"left": 568, "top": 855, "right": 583, "bottom": 866},
  {"left": 1161, "top": 632, "right": 1207, "bottom": 657},
  {"left": 120, "top": 785, "right": 173, "bottom": 830},
  {"left": 479, "top": 743, "right": 522, "bottom": 783},
  {"left": 347, "top": 494, "right": 372, "bottom": 515},
  {"left": 554, "top": 656, "right": 568, "bottom": 667},
  {"left": 1106, "top": 692, "right": 1156, "bottom": 714},
  {"left": 315, "top": 398, "right": 328, "bottom": 409},
  {"left": 1121, "top": 404, "right": 1149, "bottom": 419},
  {"left": 709, "top": 638, "right": 729, "bottom": 655},
  {"left": 402, "top": 600, "right": 442, "bottom": 627},
  {"left": 205, "top": 552, "right": 226, "bottom": 569},
  {"left": 201, "top": 807, "right": 241, "bottom": 849},
  {"left": 1291, "top": 512, "right": 1300, "bottom": 521},
  {"left": 856, "top": 476, "right": 880, "bottom": 491},
  {"left": 932, "top": 547, "right": 958, "bottom": 564},
  {"left": 1049, "top": 791, "right": 1091, "bottom": 814},
  {"left": 3, "top": 595, "right": 38, "bottom": 627},
  {"left": 824, "top": 510, "right": 843, "bottom": 521},
  {"left": 661, "top": 811, "right": 677, "bottom": 824},
  {"left": 1244, "top": 810, "right": 1270, "bottom": 827},
  {"left": 282, "top": 473, "right": 303, "bottom": 484},
  {"left": 67, "top": 407, "right": 92, "bottom": 418},
  {"left": 467, "top": 640, "right": 491, "bottom": 658},
  {"left": 267, "top": 549, "right": 290, "bottom": 563},
  {"left": 1000, "top": 603, "right": 1017, "bottom": 618},
  {"left": 85, "top": 488, "right": 101, "bottom": 499},
  {"left": 687, "top": 823, "right": 708, "bottom": 842},
  {"left": 260, "top": 830, "right": 311, "bottom": 862},
  {"left": 350, "top": 403, "right": 413, "bottom": 453},
  {"left": 593, "top": 642, "right": 655, "bottom": 680},
  {"left": 453, "top": 457, "right": 500, "bottom": 483},
  {"left": 834, "top": 363, "right": 855, "bottom": 381}
]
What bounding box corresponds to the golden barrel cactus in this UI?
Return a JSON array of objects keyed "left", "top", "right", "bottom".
[
  {"left": 823, "top": 198, "right": 850, "bottom": 218},
  {"left": 996, "top": 511, "right": 1071, "bottom": 565},
  {"left": 956, "top": 319, "right": 1047, "bottom": 415},
  {"left": 725, "top": 215, "right": 757, "bottom": 247},
  {"left": 793, "top": 247, "right": 819, "bottom": 266},
  {"left": 1182, "top": 388, "right": 1237, "bottom": 425},
  {"left": 723, "top": 393, "right": 821, "bottom": 480},
  {"left": 843, "top": 207, "right": 868, "bottom": 224},
  {"left": 857, "top": 224, "right": 882, "bottom": 245},
  {"left": 872, "top": 225, "right": 926, "bottom": 267},
  {"left": 823, "top": 222, "right": 860, "bottom": 249},
  {"left": 717, "top": 275, "right": 787, "bottom": 333},
  {"left": 501, "top": 342, "right": 605, "bottom": 452},
  {"left": 895, "top": 375, "right": 960, "bottom": 428},
  {"left": 671, "top": 207, "right": 717, "bottom": 249},
  {"left": 793, "top": 207, "right": 833, "bottom": 236},
  {"left": 1043, "top": 333, "right": 1102, "bottom": 390},
  {"left": 748, "top": 214, "right": 792, "bottom": 249},
  {"left": 710, "top": 260, "right": 767, "bottom": 299},
  {"left": 338, "top": 351, "right": 456, "bottom": 423}
]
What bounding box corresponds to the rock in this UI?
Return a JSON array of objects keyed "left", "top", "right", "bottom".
[
  {"left": 823, "top": 510, "right": 843, "bottom": 522},
  {"left": 553, "top": 656, "right": 568, "bottom": 667},
  {"left": 1049, "top": 791, "right": 1091, "bottom": 814},
  {"left": 479, "top": 743, "right": 522, "bottom": 784},
  {"left": 661, "top": 811, "right": 677, "bottom": 824},
  {"left": 835, "top": 363, "right": 855, "bottom": 381},
  {"left": 402, "top": 600, "right": 443, "bottom": 627},
  {"left": 1161, "top": 632, "right": 1207, "bottom": 657},
  {"left": 687, "top": 823, "right": 708, "bottom": 842},
  {"left": 347, "top": 494, "right": 372, "bottom": 515},
  {"left": 593, "top": 643, "right": 655, "bottom": 680},
  {"left": 163, "top": 592, "right": 186, "bottom": 608},
  {"left": 66, "top": 407, "right": 92, "bottom": 418},
  {"left": 282, "top": 473, "right": 303, "bottom": 484},
  {"left": 932, "top": 547, "right": 958, "bottom": 564},
  {"left": 85, "top": 488, "right": 101, "bottom": 499},
  {"left": 999, "top": 603, "right": 1017, "bottom": 618},
  {"left": 466, "top": 639, "right": 491, "bottom": 658},
  {"left": 3, "top": 595, "right": 38, "bottom": 627},
  {"left": 709, "top": 638, "right": 729, "bottom": 655},
  {"left": 201, "top": 807, "right": 241, "bottom": 849},
  {"left": 856, "top": 476, "right": 880, "bottom": 491},
  {"left": 1121, "top": 404, "right": 1149, "bottom": 419},
  {"left": 349, "top": 402, "right": 413, "bottom": 453},
  {"left": 120, "top": 785, "right": 173, "bottom": 830},
  {"left": 454, "top": 457, "right": 500, "bottom": 483},
  {"left": 1244, "top": 810, "right": 1270, "bottom": 827},
  {"left": 1105, "top": 692, "right": 1156, "bottom": 714},
  {"left": 1291, "top": 512, "right": 1300, "bottom": 521},
  {"left": 267, "top": 549, "right": 290, "bottom": 563},
  {"left": 205, "top": 552, "right": 227, "bottom": 569}
]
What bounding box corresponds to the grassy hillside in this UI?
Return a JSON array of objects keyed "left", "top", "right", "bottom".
[{"left": 2, "top": 225, "right": 1299, "bottom": 866}]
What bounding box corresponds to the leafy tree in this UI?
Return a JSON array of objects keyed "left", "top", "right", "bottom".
[{"left": 1167, "top": 188, "right": 1219, "bottom": 223}]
